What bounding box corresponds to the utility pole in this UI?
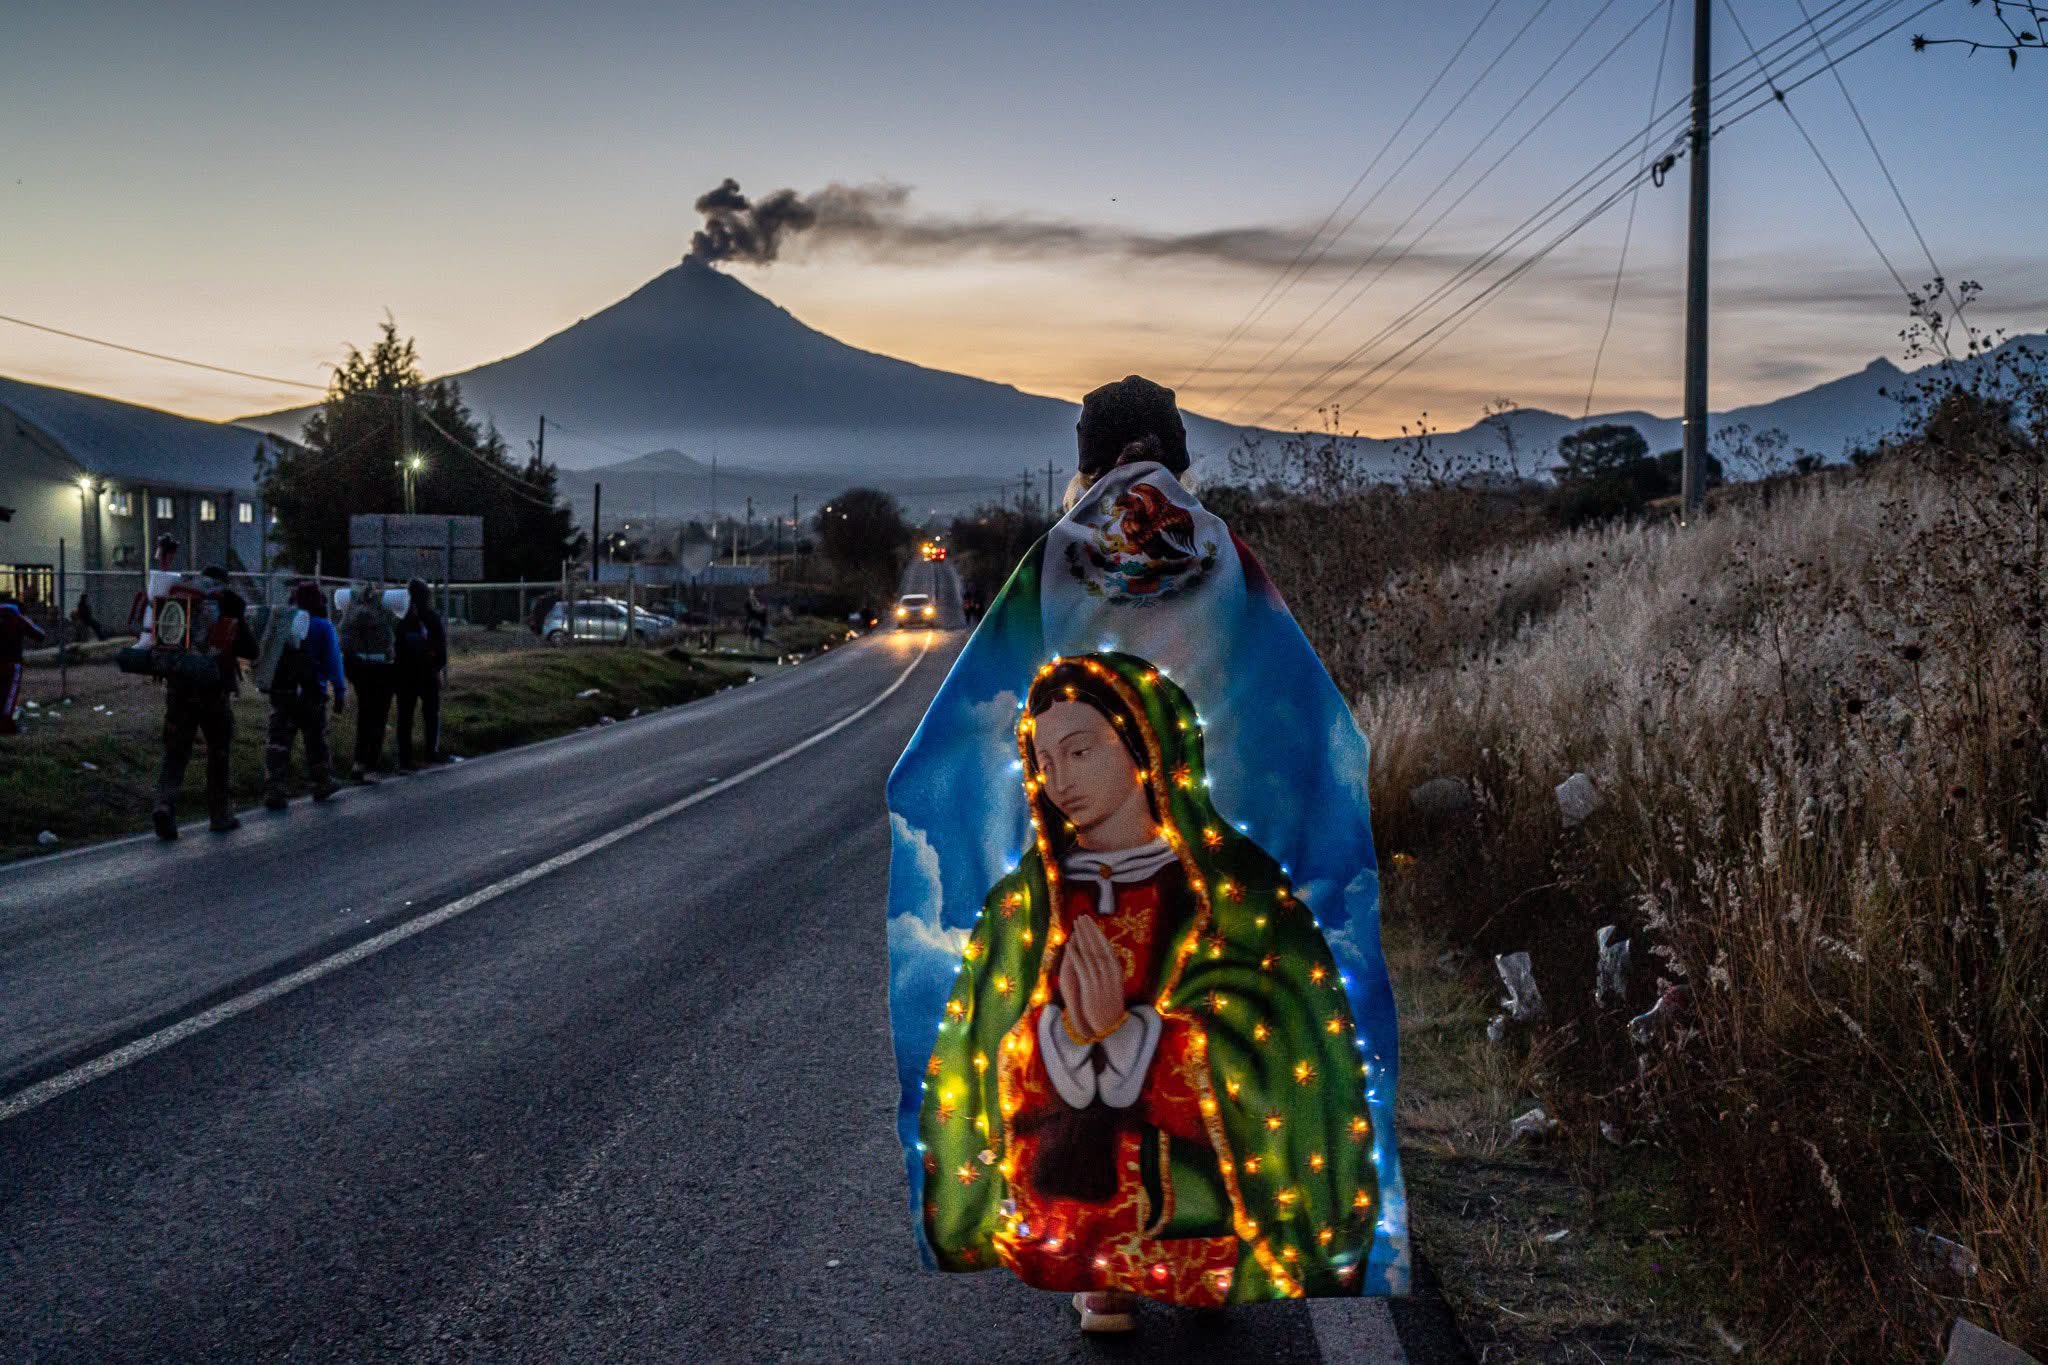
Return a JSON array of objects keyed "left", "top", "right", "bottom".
[
  {"left": 745, "top": 496, "right": 753, "bottom": 566},
  {"left": 1045, "top": 461, "right": 1056, "bottom": 516},
  {"left": 536, "top": 414, "right": 546, "bottom": 467},
  {"left": 710, "top": 455, "right": 719, "bottom": 559},
  {"left": 1019, "top": 470, "right": 1032, "bottom": 516},
  {"left": 591, "top": 482, "right": 603, "bottom": 592},
  {"left": 1680, "top": 0, "right": 1711, "bottom": 521},
  {"left": 792, "top": 494, "right": 801, "bottom": 584}
]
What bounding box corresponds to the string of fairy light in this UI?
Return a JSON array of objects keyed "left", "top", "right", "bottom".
[{"left": 917, "top": 653, "right": 1393, "bottom": 1295}]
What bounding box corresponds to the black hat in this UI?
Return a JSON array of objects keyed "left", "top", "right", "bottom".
[
  {"left": 154, "top": 532, "right": 180, "bottom": 556},
  {"left": 1077, "top": 375, "right": 1188, "bottom": 478},
  {"left": 200, "top": 564, "right": 229, "bottom": 583}
]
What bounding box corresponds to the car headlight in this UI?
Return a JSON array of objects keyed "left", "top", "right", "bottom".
[{"left": 922, "top": 605, "right": 934, "bottom": 616}]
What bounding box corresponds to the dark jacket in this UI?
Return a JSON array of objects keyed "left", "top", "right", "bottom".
[
  {"left": 0, "top": 604, "right": 47, "bottom": 663},
  {"left": 395, "top": 606, "right": 447, "bottom": 677}
]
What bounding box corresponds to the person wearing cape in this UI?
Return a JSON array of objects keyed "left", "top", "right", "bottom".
[{"left": 886, "top": 376, "right": 1407, "bottom": 1330}]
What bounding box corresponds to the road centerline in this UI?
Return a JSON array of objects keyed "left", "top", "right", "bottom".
[{"left": 0, "top": 635, "right": 933, "bottom": 1125}]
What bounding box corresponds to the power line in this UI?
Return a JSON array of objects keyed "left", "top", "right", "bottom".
[
  {"left": 1722, "top": 0, "right": 1913, "bottom": 301},
  {"left": 1173, "top": 0, "right": 1515, "bottom": 393},
  {"left": 1206, "top": 0, "right": 1882, "bottom": 421},
  {"left": 410, "top": 404, "right": 563, "bottom": 510},
  {"left": 1791, "top": 0, "right": 1964, "bottom": 330},
  {"left": 1210, "top": 0, "right": 1570, "bottom": 416},
  {"left": 0, "top": 312, "right": 330, "bottom": 393},
  {"left": 1585, "top": 0, "right": 1680, "bottom": 418},
  {"left": 1302, "top": 0, "right": 1941, "bottom": 425},
  {"left": 1239, "top": 0, "right": 1920, "bottom": 428},
  {"left": 1217, "top": 0, "right": 1663, "bottom": 423}
]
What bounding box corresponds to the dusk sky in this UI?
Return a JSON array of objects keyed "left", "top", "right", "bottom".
[{"left": 4, "top": 0, "right": 2042, "bottom": 438}]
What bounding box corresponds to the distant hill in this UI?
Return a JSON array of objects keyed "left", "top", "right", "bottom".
[{"left": 240, "top": 255, "right": 2040, "bottom": 502}]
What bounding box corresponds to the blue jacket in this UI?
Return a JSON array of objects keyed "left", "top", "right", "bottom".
[{"left": 304, "top": 616, "right": 346, "bottom": 693}]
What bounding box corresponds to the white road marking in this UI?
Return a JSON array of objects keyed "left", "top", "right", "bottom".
[{"left": 0, "top": 637, "right": 932, "bottom": 1124}]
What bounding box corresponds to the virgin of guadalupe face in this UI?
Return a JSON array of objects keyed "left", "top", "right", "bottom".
[{"left": 1030, "top": 700, "right": 1156, "bottom": 853}]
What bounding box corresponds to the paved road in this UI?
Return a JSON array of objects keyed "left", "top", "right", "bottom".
[{"left": 0, "top": 619, "right": 1445, "bottom": 1363}]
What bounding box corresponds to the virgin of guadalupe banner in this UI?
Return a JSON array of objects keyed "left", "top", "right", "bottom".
[{"left": 885, "top": 461, "right": 1408, "bottom": 1303}]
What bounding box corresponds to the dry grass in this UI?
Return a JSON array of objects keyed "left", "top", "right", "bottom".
[{"left": 1236, "top": 351, "right": 2048, "bottom": 1360}]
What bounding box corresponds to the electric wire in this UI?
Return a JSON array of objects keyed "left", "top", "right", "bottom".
[
  {"left": 1208, "top": 0, "right": 1573, "bottom": 415},
  {"left": 1216, "top": 0, "right": 1663, "bottom": 423},
  {"left": 1229, "top": 0, "right": 1898, "bottom": 426},
  {"left": 1299, "top": 0, "right": 1943, "bottom": 426},
  {"left": 0, "top": 312, "right": 330, "bottom": 393},
  {"left": 1792, "top": 0, "right": 1965, "bottom": 331},
  {"left": 1173, "top": 0, "right": 1514, "bottom": 393},
  {"left": 1723, "top": 0, "right": 1913, "bottom": 301},
  {"left": 1241, "top": 0, "right": 1923, "bottom": 428},
  {"left": 1586, "top": 0, "right": 1680, "bottom": 418}
]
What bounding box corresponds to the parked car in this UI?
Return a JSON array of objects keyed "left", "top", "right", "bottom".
[
  {"left": 540, "top": 599, "right": 673, "bottom": 644},
  {"left": 895, "top": 592, "right": 936, "bottom": 627}
]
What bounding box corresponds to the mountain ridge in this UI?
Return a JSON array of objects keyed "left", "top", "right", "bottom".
[{"left": 238, "top": 257, "right": 2040, "bottom": 492}]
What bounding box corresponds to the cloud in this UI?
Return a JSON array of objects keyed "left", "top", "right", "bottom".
[{"left": 886, "top": 811, "right": 965, "bottom": 965}]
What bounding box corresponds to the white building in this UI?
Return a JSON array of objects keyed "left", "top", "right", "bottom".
[{"left": 0, "top": 374, "right": 296, "bottom": 621}]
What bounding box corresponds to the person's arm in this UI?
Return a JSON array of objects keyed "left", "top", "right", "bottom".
[
  {"left": 23, "top": 613, "right": 47, "bottom": 644},
  {"left": 431, "top": 615, "right": 448, "bottom": 673},
  {"left": 314, "top": 621, "right": 347, "bottom": 696}
]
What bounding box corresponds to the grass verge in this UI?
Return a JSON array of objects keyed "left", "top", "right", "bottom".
[{"left": 1, "top": 645, "right": 750, "bottom": 861}]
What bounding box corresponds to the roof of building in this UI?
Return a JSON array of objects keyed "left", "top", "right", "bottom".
[{"left": 0, "top": 373, "right": 296, "bottom": 493}]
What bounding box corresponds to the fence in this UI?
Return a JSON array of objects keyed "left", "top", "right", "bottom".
[{"left": 22, "top": 566, "right": 846, "bottom": 650}]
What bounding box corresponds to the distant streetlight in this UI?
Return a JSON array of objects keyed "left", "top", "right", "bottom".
[{"left": 396, "top": 454, "right": 424, "bottom": 513}]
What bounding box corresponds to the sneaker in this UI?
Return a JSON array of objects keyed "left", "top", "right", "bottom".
[
  {"left": 208, "top": 814, "right": 241, "bottom": 834},
  {"left": 311, "top": 779, "right": 338, "bottom": 803},
  {"left": 152, "top": 805, "right": 178, "bottom": 841},
  {"left": 352, "top": 767, "right": 379, "bottom": 785},
  {"left": 263, "top": 793, "right": 289, "bottom": 812}
]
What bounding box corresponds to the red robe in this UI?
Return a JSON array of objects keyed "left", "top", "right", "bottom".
[{"left": 994, "top": 861, "right": 1240, "bottom": 1304}]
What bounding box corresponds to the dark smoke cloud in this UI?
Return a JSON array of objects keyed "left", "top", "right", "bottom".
[
  {"left": 689, "top": 178, "right": 821, "bottom": 264},
  {"left": 685, "top": 177, "right": 1485, "bottom": 275}
]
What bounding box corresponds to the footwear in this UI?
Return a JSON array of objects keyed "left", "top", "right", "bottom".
[
  {"left": 1072, "top": 1292, "right": 1138, "bottom": 1334},
  {"left": 208, "top": 813, "right": 241, "bottom": 834},
  {"left": 311, "top": 778, "right": 338, "bottom": 803},
  {"left": 352, "top": 766, "right": 379, "bottom": 785},
  {"left": 263, "top": 793, "right": 289, "bottom": 812},
  {"left": 152, "top": 804, "right": 178, "bottom": 841}
]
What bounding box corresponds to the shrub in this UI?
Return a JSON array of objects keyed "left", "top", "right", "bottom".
[{"left": 1236, "top": 341, "right": 2047, "bottom": 1358}]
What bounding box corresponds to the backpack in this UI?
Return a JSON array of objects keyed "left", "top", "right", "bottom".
[
  {"left": 252, "top": 607, "right": 311, "bottom": 693},
  {"left": 116, "top": 576, "right": 237, "bottom": 685}
]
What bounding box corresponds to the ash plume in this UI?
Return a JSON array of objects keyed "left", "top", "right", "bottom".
[
  {"left": 688, "top": 178, "right": 820, "bottom": 265},
  {"left": 684, "top": 177, "right": 1476, "bottom": 275}
]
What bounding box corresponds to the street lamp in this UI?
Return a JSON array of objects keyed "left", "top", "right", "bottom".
[{"left": 396, "top": 454, "right": 425, "bottom": 513}]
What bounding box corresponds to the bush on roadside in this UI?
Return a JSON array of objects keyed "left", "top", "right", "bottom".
[{"left": 1230, "top": 342, "right": 2048, "bottom": 1358}]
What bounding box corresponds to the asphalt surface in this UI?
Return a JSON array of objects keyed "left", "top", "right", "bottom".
[{"left": 0, "top": 590, "right": 1453, "bottom": 1363}]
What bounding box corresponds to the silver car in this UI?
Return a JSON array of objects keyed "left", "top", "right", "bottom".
[{"left": 541, "top": 599, "right": 673, "bottom": 644}]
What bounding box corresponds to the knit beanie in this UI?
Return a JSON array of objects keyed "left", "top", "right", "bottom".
[{"left": 1076, "top": 375, "right": 1189, "bottom": 478}]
